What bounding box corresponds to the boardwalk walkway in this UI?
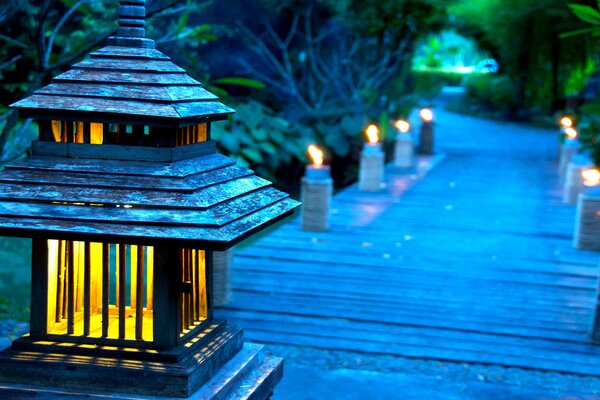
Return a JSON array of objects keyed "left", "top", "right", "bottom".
[{"left": 217, "top": 109, "right": 600, "bottom": 378}]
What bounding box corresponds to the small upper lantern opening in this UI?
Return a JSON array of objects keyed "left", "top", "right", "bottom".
[
  {"left": 420, "top": 108, "right": 433, "bottom": 123},
  {"left": 366, "top": 124, "right": 380, "bottom": 144},
  {"left": 46, "top": 121, "right": 208, "bottom": 147},
  {"left": 395, "top": 120, "right": 410, "bottom": 133}
]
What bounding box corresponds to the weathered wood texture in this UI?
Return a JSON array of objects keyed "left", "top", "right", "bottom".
[
  {"left": 218, "top": 138, "right": 600, "bottom": 377},
  {"left": 0, "top": 151, "right": 299, "bottom": 249}
]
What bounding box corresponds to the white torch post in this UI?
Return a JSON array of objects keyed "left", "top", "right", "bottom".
[
  {"left": 359, "top": 124, "right": 385, "bottom": 192},
  {"left": 574, "top": 167, "right": 600, "bottom": 251},
  {"left": 394, "top": 119, "right": 413, "bottom": 168},
  {"left": 301, "top": 145, "right": 333, "bottom": 231}
]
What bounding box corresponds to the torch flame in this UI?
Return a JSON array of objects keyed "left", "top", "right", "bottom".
[
  {"left": 420, "top": 108, "right": 433, "bottom": 122},
  {"left": 560, "top": 116, "right": 573, "bottom": 128},
  {"left": 308, "top": 144, "right": 324, "bottom": 166},
  {"left": 582, "top": 168, "right": 600, "bottom": 187},
  {"left": 395, "top": 120, "right": 410, "bottom": 133},
  {"left": 565, "top": 127, "right": 578, "bottom": 140},
  {"left": 366, "top": 124, "right": 379, "bottom": 144}
]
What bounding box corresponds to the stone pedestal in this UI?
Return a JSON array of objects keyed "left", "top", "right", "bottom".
[
  {"left": 417, "top": 123, "right": 434, "bottom": 155},
  {"left": 394, "top": 136, "right": 414, "bottom": 168},
  {"left": 559, "top": 139, "right": 579, "bottom": 180},
  {"left": 564, "top": 162, "right": 587, "bottom": 204},
  {"left": 213, "top": 249, "right": 233, "bottom": 307},
  {"left": 301, "top": 175, "right": 333, "bottom": 232},
  {"left": 359, "top": 143, "right": 384, "bottom": 192},
  {"left": 0, "top": 341, "right": 282, "bottom": 399},
  {"left": 591, "top": 273, "right": 600, "bottom": 342},
  {"left": 574, "top": 188, "right": 600, "bottom": 251}
]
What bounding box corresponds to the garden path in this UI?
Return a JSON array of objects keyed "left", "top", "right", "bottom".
[{"left": 217, "top": 107, "right": 600, "bottom": 379}]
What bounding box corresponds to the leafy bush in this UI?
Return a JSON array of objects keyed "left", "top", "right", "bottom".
[
  {"left": 409, "top": 70, "right": 468, "bottom": 99},
  {"left": 211, "top": 100, "right": 307, "bottom": 183},
  {"left": 463, "top": 73, "right": 520, "bottom": 115},
  {"left": 577, "top": 112, "right": 600, "bottom": 167}
]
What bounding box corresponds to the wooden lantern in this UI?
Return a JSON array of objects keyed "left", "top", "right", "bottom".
[{"left": 0, "top": 1, "right": 299, "bottom": 398}]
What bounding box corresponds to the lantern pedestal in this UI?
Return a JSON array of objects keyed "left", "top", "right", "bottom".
[
  {"left": 574, "top": 188, "right": 600, "bottom": 251},
  {"left": 417, "top": 123, "right": 434, "bottom": 155},
  {"left": 559, "top": 139, "right": 578, "bottom": 180},
  {"left": 563, "top": 157, "right": 589, "bottom": 204},
  {"left": 591, "top": 269, "right": 600, "bottom": 342},
  {"left": 213, "top": 249, "right": 233, "bottom": 307},
  {"left": 301, "top": 165, "right": 333, "bottom": 231},
  {"left": 394, "top": 135, "right": 414, "bottom": 168},
  {"left": 359, "top": 143, "right": 384, "bottom": 192},
  {"left": 0, "top": 339, "right": 282, "bottom": 399}
]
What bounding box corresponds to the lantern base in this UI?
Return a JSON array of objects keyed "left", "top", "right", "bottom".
[{"left": 0, "top": 321, "right": 249, "bottom": 398}]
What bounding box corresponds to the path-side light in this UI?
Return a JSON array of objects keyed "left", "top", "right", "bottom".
[
  {"left": 559, "top": 128, "right": 581, "bottom": 181},
  {"left": 582, "top": 168, "right": 600, "bottom": 187},
  {"left": 394, "top": 119, "right": 414, "bottom": 168},
  {"left": 565, "top": 127, "right": 578, "bottom": 140},
  {"left": 560, "top": 116, "right": 574, "bottom": 128},
  {"left": 0, "top": 0, "right": 299, "bottom": 398},
  {"left": 301, "top": 145, "right": 332, "bottom": 231},
  {"left": 359, "top": 124, "right": 385, "bottom": 192},
  {"left": 418, "top": 108, "right": 434, "bottom": 154}
]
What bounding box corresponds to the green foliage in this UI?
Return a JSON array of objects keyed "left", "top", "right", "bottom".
[
  {"left": 577, "top": 115, "right": 600, "bottom": 166},
  {"left": 413, "top": 31, "right": 490, "bottom": 71},
  {"left": 451, "top": 0, "right": 597, "bottom": 115},
  {"left": 409, "top": 70, "right": 470, "bottom": 100},
  {"left": 211, "top": 100, "right": 306, "bottom": 181},
  {"left": 461, "top": 73, "right": 520, "bottom": 115}
]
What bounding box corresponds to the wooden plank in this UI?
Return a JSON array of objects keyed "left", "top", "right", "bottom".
[
  {"left": 102, "top": 243, "right": 109, "bottom": 338},
  {"left": 153, "top": 246, "right": 180, "bottom": 349},
  {"left": 83, "top": 242, "right": 91, "bottom": 336},
  {"left": 73, "top": 58, "right": 185, "bottom": 73},
  {"left": 53, "top": 69, "right": 200, "bottom": 85},
  {"left": 67, "top": 241, "right": 74, "bottom": 335},
  {"left": 136, "top": 245, "right": 144, "bottom": 340},
  {"left": 30, "top": 239, "right": 49, "bottom": 339},
  {"left": 90, "top": 46, "right": 170, "bottom": 60}
]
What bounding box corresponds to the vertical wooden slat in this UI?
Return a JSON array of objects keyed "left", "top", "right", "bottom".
[
  {"left": 195, "top": 249, "right": 201, "bottom": 321},
  {"left": 30, "top": 239, "right": 49, "bottom": 339},
  {"left": 153, "top": 246, "right": 179, "bottom": 349},
  {"left": 102, "top": 243, "right": 110, "bottom": 338},
  {"left": 55, "top": 240, "right": 64, "bottom": 323},
  {"left": 83, "top": 242, "right": 91, "bottom": 336},
  {"left": 67, "top": 240, "right": 75, "bottom": 335},
  {"left": 118, "top": 244, "right": 127, "bottom": 339},
  {"left": 83, "top": 122, "right": 91, "bottom": 144},
  {"left": 191, "top": 249, "right": 197, "bottom": 322},
  {"left": 181, "top": 249, "right": 189, "bottom": 331},
  {"left": 147, "top": 246, "right": 154, "bottom": 310},
  {"left": 136, "top": 246, "right": 145, "bottom": 340}
]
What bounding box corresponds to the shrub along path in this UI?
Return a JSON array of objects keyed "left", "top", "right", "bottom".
[{"left": 216, "top": 108, "right": 600, "bottom": 395}]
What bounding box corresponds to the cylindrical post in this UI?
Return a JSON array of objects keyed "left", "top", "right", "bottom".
[
  {"left": 359, "top": 143, "right": 385, "bottom": 192},
  {"left": 574, "top": 187, "right": 600, "bottom": 251},
  {"left": 67, "top": 240, "right": 75, "bottom": 335},
  {"left": 564, "top": 161, "right": 588, "bottom": 204},
  {"left": 213, "top": 249, "right": 232, "bottom": 307},
  {"left": 418, "top": 122, "right": 434, "bottom": 154},
  {"left": 301, "top": 165, "right": 333, "bottom": 231},
  {"left": 394, "top": 134, "right": 414, "bottom": 168},
  {"left": 559, "top": 139, "right": 579, "bottom": 180}
]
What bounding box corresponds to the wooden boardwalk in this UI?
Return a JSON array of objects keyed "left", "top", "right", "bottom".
[{"left": 217, "top": 110, "right": 600, "bottom": 377}]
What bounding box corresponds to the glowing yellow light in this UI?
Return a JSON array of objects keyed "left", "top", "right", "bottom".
[
  {"left": 560, "top": 116, "right": 573, "bottom": 128},
  {"left": 365, "top": 124, "right": 379, "bottom": 144},
  {"left": 582, "top": 168, "right": 600, "bottom": 187},
  {"left": 308, "top": 144, "right": 324, "bottom": 166},
  {"left": 565, "top": 127, "right": 578, "bottom": 139},
  {"left": 420, "top": 108, "right": 433, "bottom": 122},
  {"left": 395, "top": 120, "right": 410, "bottom": 133}
]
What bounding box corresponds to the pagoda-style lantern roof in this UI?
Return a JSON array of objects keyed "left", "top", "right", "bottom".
[{"left": 0, "top": 0, "right": 299, "bottom": 251}]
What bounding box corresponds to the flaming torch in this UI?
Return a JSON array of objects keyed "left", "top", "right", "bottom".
[
  {"left": 301, "top": 144, "right": 333, "bottom": 231},
  {"left": 359, "top": 124, "right": 385, "bottom": 192},
  {"left": 394, "top": 119, "right": 413, "bottom": 168}
]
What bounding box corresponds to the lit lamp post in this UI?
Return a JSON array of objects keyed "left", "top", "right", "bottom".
[
  {"left": 558, "top": 116, "right": 579, "bottom": 179},
  {"left": 301, "top": 145, "right": 333, "bottom": 231},
  {"left": 417, "top": 108, "right": 434, "bottom": 154},
  {"left": 359, "top": 124, "right": 385, "bottom": 192},
  {"left": 574, "top": 167, "right": 600, "bottom": 252},
  {"left": 394, "top": 119, "right": 413, "bottom": 168},
  {"left": 0, "top": 1, "right": 299, "bottom": 398}
]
